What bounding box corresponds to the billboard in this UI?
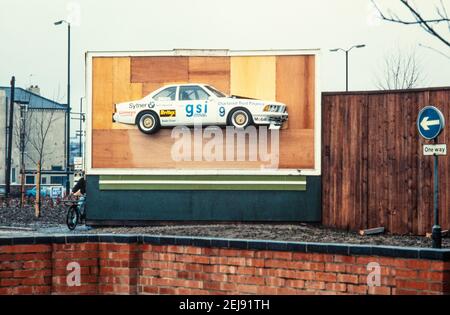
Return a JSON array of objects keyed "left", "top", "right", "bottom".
[{"left": 86, "top": 49, "right": 320, "bottom": 178}]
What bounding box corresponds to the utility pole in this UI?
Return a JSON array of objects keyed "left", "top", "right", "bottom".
[
  {"left": 5, "top": 76, "right": 15, "bottom": 197},
  {"left": 79, "top": 97, "right": 83, "bottom": 157},
  {"left": 19, "top": 102, "right": 28, "bottom": 207},
  {"left": 345, "top": 50, "right": 349, "bottom": 92},
  {"left": 4, "top": 95, "right": 8, "bottom": 179},
  {"left": 72, "top": 97, "right": 85, "bottom": 168},
  {"left": 54, "top": 20, "right": 71, "bottom": 195},
  {"left": 67, "top": 22, "right": 71, "bottom": 195},
  {"left": 35, "top": 161, "right": 41, "bottom": 218}
]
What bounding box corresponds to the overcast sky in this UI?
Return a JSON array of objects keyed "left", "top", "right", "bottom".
[{"left": 1, "top": 0, "right": 449, "bottom": 123}]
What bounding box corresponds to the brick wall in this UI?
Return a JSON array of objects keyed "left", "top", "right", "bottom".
[{"left": 0, "top": 237, "right": 449, "bottom": 295}]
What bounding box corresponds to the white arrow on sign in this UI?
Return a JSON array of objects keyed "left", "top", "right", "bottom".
[{"left": 420, "top": 116, "right": 440, "bottom": 130}]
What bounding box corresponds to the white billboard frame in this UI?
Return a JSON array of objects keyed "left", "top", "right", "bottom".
[{"left": 85, "top": 49, "right": 321, "bottom": 177}]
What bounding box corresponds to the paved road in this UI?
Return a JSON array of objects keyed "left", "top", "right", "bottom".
[{"left": 0, "top": 224, "right": 92, "bottom": 236}]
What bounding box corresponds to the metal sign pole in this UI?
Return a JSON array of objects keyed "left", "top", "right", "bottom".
[
  {"left": 432, "top": 138, "right": 441, "bottom": 248},
  {"left": 417, "top": 105, "right": 445, "bottom": 249}
]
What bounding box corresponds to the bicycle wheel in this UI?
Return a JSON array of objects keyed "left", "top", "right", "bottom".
[{"left": 66, "top": 205, "right": 79, "bottom": 230}]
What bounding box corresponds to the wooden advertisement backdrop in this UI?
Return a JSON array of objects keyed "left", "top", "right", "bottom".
[{"left": 89, "top": 52, "right": 317, "bottom": 170}]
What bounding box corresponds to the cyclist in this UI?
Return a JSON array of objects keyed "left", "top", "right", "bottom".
[
  {"left": 72, "top": 171, "right": 86, "bottom": 196},
  {"left": 69, "top": 171, "right": 87, "bottom": 225}
]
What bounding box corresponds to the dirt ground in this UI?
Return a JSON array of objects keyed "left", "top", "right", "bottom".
[
  {"left": 0, "top": 198, "right": 448, "bottom": 248},
  {"left": 85, "top": 224, "right": 449, "bottom": 248},
  {"left": 0, "top": 198, "right": 66, "bottom": 228}
]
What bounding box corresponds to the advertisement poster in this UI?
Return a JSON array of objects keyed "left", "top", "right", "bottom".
[{"left": 87, "top": 50, "right": 320, "bottom": 175}]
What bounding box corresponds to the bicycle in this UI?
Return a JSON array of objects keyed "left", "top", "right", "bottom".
[{"left": 64, "top": 195, "right": 86, "bottom": 230}]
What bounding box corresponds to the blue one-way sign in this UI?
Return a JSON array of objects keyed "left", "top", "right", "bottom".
[{"left": 417, "top": 106, "right": 445, "bottom": 140}]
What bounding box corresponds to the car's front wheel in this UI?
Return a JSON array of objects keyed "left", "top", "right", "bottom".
[
  {"left": 228, "top": 108, "right": 253, "bottom": 129},
  {"left": 136, "top": 111, "right": 161, "bottom": 134}
]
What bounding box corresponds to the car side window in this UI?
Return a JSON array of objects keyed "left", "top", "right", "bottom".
[
  {"left": 153, "top": 87, "right": 177, "bottom": 101},
  {"left": 179, "top": 86, "right": 210, "bottom": 101}
]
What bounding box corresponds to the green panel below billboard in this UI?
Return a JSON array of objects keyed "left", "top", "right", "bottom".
[
  {"left": 86, "top": 175, "right": 321, "bottom": 223},
  {"left": 99, "top": 175, "right": 307, "bottom": 191}
]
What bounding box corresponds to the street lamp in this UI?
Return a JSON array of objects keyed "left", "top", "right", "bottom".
[
  {"left": 54, "top": 19, "right": 71, "bottom": 195},
  {"left": 330, "top": 44, "right": 366, "bottom": 92}
]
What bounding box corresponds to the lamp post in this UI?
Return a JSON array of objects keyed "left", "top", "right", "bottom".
[
  {"left": 54, "top": 20, "right": 71, "bottom": 195},
  {"left": 330, "top": 44, "right": 366, "bottom": 92}
]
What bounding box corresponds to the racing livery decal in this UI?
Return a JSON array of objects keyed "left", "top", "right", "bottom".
[
  {"left": 112, "top": 83, "right": 288, "bottom": 134},
  {"left": 160, "top": 109, "right": 176, "bottom": 117}
]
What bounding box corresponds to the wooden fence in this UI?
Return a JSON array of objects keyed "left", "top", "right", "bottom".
[{"left": 322, "top": 87, "right": 450, "bottom": 235}]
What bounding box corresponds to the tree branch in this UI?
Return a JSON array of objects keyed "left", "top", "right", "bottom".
[
  {"left": 372, "top": 0, "right": 450, "bottom": 47},
  {"left": 375, "top": 47, "right": 424, "bottom": 90}
]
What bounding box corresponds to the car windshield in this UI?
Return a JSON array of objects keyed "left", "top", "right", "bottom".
[{"left": 205, "top": 85, "right": 226, "bottom": 98}]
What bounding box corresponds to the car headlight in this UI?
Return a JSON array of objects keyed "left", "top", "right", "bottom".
[{"left": 263, "top": 105, "right": 280, "bottom": 112}]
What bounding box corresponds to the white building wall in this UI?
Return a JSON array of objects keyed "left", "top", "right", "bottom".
[
  {"left": 0, "top": 90, "right": 66, "bottom": 188},
  {"left": 0, "top": 90, "right": 6, "bottom": 185}
]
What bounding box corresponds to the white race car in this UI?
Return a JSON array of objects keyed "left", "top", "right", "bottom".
[{"left": 112, "top": 83, "right": 288, "bottom": 134}]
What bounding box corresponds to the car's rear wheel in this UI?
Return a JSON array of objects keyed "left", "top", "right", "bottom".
[
  {"left": 228, "top": 108, "right": 253, "bottom": 129},
  {"left": 136, "top": 111, "right": 160, "bottom": 134}
]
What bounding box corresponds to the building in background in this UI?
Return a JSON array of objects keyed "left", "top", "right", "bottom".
[
  {"left": 0, "top": 86, "right": 69, "bottom": 194},
  {"left": 70, "top": 136, "right": 82, "bottom": 166}
]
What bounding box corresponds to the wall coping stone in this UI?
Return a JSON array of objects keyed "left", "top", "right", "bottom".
[{"left": 0, "top": 234, "right": 448, "bottom": 261}]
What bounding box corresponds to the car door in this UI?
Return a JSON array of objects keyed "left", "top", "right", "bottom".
[
  {"left": 177, "top": 85, "right": 214, "bottom": 126},
  {"left": 152, "top": 86, "right": 178, "bottom": 126}
]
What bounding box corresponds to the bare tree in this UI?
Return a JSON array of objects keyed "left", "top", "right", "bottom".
[
  {"left": 26, "top": 109, "right": 58, "bottom": 169},
  {"left": 15, "top": 109, "right": 60, "bottom": 217},
  {"left": 13, "top": 105, "right": 34, "bottom": 207},
  {"left": 372, "top": 0, "right": 450, "bottom": 48},
  {"left": 375, "top": 48, "right": 425, "bottom": 90},
  {"left": 14, "top": 106, "right": 33, "bottom": 159}
]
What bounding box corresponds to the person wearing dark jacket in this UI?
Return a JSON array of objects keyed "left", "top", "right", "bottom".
[{"left": 72, "top": 173, "right": 86, "bottom": 196}]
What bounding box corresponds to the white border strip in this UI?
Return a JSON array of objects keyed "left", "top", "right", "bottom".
[
  {"left": 84, "top": 48, "right": 321, "bottom": 58},
  {"left": 85, "top": 49, "right": 321, "bottom": 177},
  {"left": 91, "top": 169, "right": 310, "bottom": 176}
]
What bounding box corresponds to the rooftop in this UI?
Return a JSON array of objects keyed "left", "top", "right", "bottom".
[{"left": 0, "top": 87, "right": 66, "bottom": 110}]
